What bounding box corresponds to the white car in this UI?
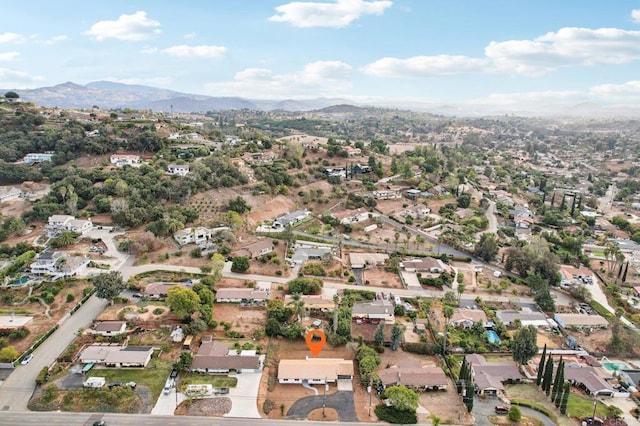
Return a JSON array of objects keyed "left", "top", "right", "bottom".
[{"left": 21, "top": 354, "right": 33, "bottom": 365}]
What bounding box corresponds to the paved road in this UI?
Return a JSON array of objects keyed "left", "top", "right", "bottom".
[
  {"left": 286, "top": 391, "right": 357, "bottom": 422},
  {"left": 0, "top": 411, "right": 377, "bottom": 425},
  {"left": 0, "top": 294, "right": 107, "bottom": 411}
]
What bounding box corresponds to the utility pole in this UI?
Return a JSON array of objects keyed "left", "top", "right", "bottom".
[
  {"left": 367, "top": 378, "right": 372, "bottom": 417},
  {"left": 323, "top": 377, "right": 327, "bottom": 417}
]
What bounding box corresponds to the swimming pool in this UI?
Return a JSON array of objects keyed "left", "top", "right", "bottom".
[
  {"left": 485, "top": 330, "right": 501, "bottom": 345},
  {"left": 603, "top": 361, "right": 629, "bottom": 372},
  {"left": 8, "top": 276, "right": 29, "bottom": 286}
]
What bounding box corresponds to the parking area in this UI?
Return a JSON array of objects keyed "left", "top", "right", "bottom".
[{"left": 224, "top": 372, "right": 262, "bottom": 418}]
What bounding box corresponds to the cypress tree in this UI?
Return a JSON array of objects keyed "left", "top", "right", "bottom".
[
  {"left": 536, "top": 344, "right": 547, "bottom": 386},
  {"left": 544, "top": 357, "right": 554, "bottom": 396},
  {"left": 551, "top": 356, "right": 563, "bottom": 402},
  {"left": 554, "top": 368, "right": 565, "bottom": 407},
  {"left": 550, "top": 193, "right": 556, "bottom": 207},
  {"left": 570, "top": 196, "right": 576, "bottom": 216},
  {"left": 622, "top": 262, "right": 629, "bottom": 283},
  {"left": 560, "top": 382, "right": 571, "bottom": 414}
]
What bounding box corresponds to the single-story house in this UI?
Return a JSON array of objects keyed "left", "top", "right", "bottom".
[
  {"left": 333, "top": 208, "right": 372, "bottom": 225},
  {"left": 378, "top": 361, "right": 448, "bottom": 391},
  {"left": 349, "top": 252, "right": 389, "bottom": 269},
  {"left": 215, "top": 288, "right": 268, "bottom": 304},
  {"left": 91, "top": 321, "right": 127, "bottom": 336},
  {"left": 565, "top": 364, "right": 614, "bottom": 397},
  {"left": 234, "top": 240, "right": 274, "bottom": 259},
  {"left": 110, "top": 154, "right": 141, "bottom": 167},
  {"left": 372, "top": 189, "right": 401, "bottom": 200},
  {"left": 352, "top": 300, "right": 394, "bottom": 323},
  {"left": 450, "top": 309, "right": 488, "bottom": 329},
  {"left": 278, "top": 358, "right": 354, "bottom": 384},
  {"left": 554, "top": 313, "right": 609, "bottom": 330},
  {"left": 495, "top": 309, "right": 548, "bottom": 328},
  {"left": 167, "top": 164, "right": 190, "bottom": 176},
  {"left": 174, "top": 227, "right": 213, "bottom": 246},
  {"left": 401, "top": 258, "right": 446, "bottom": 274},
  {"left": 191, "top": 341, "right": 262, "bottom": 373},
  {"left": 78, "top": 345, "right": 154, "bottom": 367},
  {"left": 144, "top": 283, "right": 188, "bottom": 299},
  {"left": 273, "top": 210, "right": 310, "bottom": 229},
  {"left": 0, "top": 186, "right": 21, "bottom": 203},
  {"left": 467, "top": 354, "right": 521, "bottom": 397}
]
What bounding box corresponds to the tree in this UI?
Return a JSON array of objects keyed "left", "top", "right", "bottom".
[
  {"left": 0, "top": 346, "right": 18, "bottom": 362},
  {"left": 474, "top": 233, "right": 499, "bottom": 262},
  {"left": 227, "top": 196, "right": 251, "bottom": 214},
  {"left": 544, "top": 356, "right": 554, "bottom": 396},
  {"left": 559, "top": 382, "right": 570, "bottom": 414},
  {"left": 166, "top": 287, "right": 201, "bottom": 319},
  {"left": 174, "top": 351, "right": 193, "bottom": 372},
  {"left": 287, "top": 292, "right": 306, "bottom": 323},
  {"left": 374, "top": 322, "right": 385, "bottom": 348},
  {"left": 93, "top": 271, "right": 125, "bottom": 302},
  {"left": 209, "top": 253, "right": 225, "bottom": 284},
  {"left": 231, "top": 256, "right": 250, "bottom": 272},
  {"left": 536, "top": 344, "right": 547, "bottom": 386},
  {"left": 4, "top": 91, "right": 19, "bottom": 100},
  {"left": 551, "top": 356, "right": 564, "bottom": 403},
  {"left": 457, "top": 193, "right": 471, "bottom": 208},
  {"left": 512, "top": 325, "right": 537, "bottom": 365},
  {"left": 265, "top": 318, "right": 281, "bottom": 336},
  {"left": 508, "top": 406, "right": 522, "bottom": 422},
  {"left": 384, "top": 386, "right": 419, "bottom": 412},
  {"left": 390, "top": 323, "right": 404, "bottom": 351},
  {"left": 457, "top": 284, "right": 465, "bottom": 302}
]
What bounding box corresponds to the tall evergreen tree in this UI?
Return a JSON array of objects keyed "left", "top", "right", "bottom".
[
  {"left": 551, "top": 356, "right": 563, "bottom": 402},
  {"left": 544, "top": 357, "right": 554, "bottom": 396},
  {"left": 536, "top": 344, "right": 547, "bottom": 386},
  {"left": 560, "top": 382, "right": 571, "bottom": 414},
  {"left": 622, "top": 262, "right": 629, "bottom": 283}
]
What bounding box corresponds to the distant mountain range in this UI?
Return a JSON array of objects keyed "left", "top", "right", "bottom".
[
  {"left": 3, "top": 80, "right": 640, "bottom": 118},
  {"left": 1, "top": 81, "right": 353, "bottom": 112}
]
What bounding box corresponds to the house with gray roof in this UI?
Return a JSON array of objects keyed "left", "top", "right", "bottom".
[
  {"left": 496, "top": 308, "right": 548, "bottom": 327},
  {"left": 352, "top": 300, "right": 394, "bottom": 323},
  {"left": 466, "top": 354, "right": 522, "bottom": 397},
  {"left": 191, "top": 341, "right": 262, "bottom": 373},
  {"left": 378, "top": 360, "right": 448, "bottom": 391}
]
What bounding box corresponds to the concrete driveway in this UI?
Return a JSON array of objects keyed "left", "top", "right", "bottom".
[
  {"left": 151, "top": 387, "right": 186, "bottom": 415},
  {"left": 286, "top": 391, "right": 357, "bottom": 422},
  {"left": 224, "top": 372, "right": 262, "bottom": 418}
]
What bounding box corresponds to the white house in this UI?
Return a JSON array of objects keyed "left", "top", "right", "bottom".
[
  {"left": 30, "top": 251, "right": 90, "bottom": 279},
  {"left": 47, "top": 215, "right": 92, "bottom": 236},
  {"left": 333, "top": 208, "right": 373, "bottom": 225},
  {"left": 79, "top": 345, "right": 154, "bottom": 368},
  {"left": 278, "top": 358, "right": 354, "bottom": 384},
  {"left": 372, "top": 189, "right": 402, "bottom": 200},
  {"left": 272, "top": 210, "right": 310, "bottom": 229},
  {"left": 23, "top": 152, "right": 54, "bottom": 164},
  {"left": 174, "top": 227, "right": 213, "bottom": 246},
  {"left": 215, "top": 288, "right": 268, "bottom": 304},
  {"left": 352, "top": 300, "right": 395, "bottom": 323},
  {"left": 110, "top": 154, "right": 141, "bottom": 167},
  {"left": 90, "top": 321, "right": 127, "bottom": 336},
  {"left": 167, "top": 164, "right": 190, "bottom": 176},
  {"left": 0, "top": 186, "right": 21, "bottom": 203}
]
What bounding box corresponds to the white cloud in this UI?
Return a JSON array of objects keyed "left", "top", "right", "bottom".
[
  {"left": 140, "top": 47, "right": 158, "bottom": 54},
  {"left": 0, "top": 32, "right": 25, "bottom": 44},
  {"left": 362, "top": 55, "right": 488, "bottom": 77},
  {"left": 205, "top": 60, "right": 352, "bottom": 98},
  {"left": 43, "top": 35, "right": 69, "bottom": 45},
  {"left": 0, "top": 52, "right": 19, "bottom": 61},
  {"left": 184, "top": 32, "right": 196, "bottom": 39},
  {"left": 486, "top": 27, "right": 640, "bottom": 75},
  {"left": 105, "top": 76, "right": 174, "bottom": 86},
  {"left": 590, "top": 80, "right": 640, "bottom": 97},
  {"left": 162, "top": 45, "right": 226, "bottom": 58},
  {"left": 363, "top": 26, "right": 640, "bottom": 78},
  {"left": 632, "top": 9, "right": 640, "bottom": 23},
  {"left": 85, "top": 11, "right": 161, "bottom": 41},
  {"left": 0, "top": 68, "right": 44, "bottom": 87},
  {"left": 270, "top": 0, "right": 392, "bottom": 28}
]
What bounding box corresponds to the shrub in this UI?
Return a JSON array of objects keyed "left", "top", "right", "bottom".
[
  {"left": 403, "top": 342, "right": 437, "bottom": 355},
  {"left": 66, "top": 293, "right": 75, "bottom": 303},
  {"left": 374, "top": 405, "right": 417, "bottom": 424},
  {"left": 508, "top": 405, "right": 522, "bottom": 422},
  {"left": 263, "top": 399, "right": 275, "bottom": 414}
]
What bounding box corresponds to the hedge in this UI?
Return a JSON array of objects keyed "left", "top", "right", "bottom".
[
  {"left": 15, "top": 324, "right": 59, "bottom": 366},
  {"left": 511, "top": 399, "right": 558, "bottom": 423},
  {"left": 374, "top": 405, "right": 417, "bottom": 424},
  {"left": 403, "top": 342, "right": 437, "bottom": 355}
]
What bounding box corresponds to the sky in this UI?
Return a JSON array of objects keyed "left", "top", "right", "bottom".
[{"left": 3, "top": 0, "right": 640, "bottom": 108}]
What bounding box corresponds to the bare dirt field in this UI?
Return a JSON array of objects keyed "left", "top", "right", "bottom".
[
  {"left": 212, "top": 305, "right": 267, "bottom": 339},
  {"left": 359, "top": 267, "right": 403, "bottom": 289},
  {"left": 246, "top": 195, "right": 296, "bottom": 226},
  {"left": 175, "top": 397, "right": 231, "bottom": 416}
]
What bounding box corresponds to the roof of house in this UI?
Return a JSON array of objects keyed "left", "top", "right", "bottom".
[
  {"left": 466, "top": 354, "right": 521, "bottom": 391},
  {"left": 192, "top": 341, "right": 261, "bottom": 371},
  {"left": 451, "top": 309, "right": 488, "bottom": 324},
  {"left": 215, "top": 288, "right": 268, "bottom": 301},
  {"left": 565, "top": 365, "right": 614, "bottom": 394},
  {"left": 496, "top": 309, "right": 548, "bottom": 324},
  {"left": 349, "top": 252, "right": 389, "bottom": 267},
  {"left": 275, "top": 210, "right": 309, "bottom": 225},
  {"left": 555, "top": 314, "right": 609, "bottom": 327},
  {"left": 352, "top": 300, "right": 394, "bottom": 317},
  {"left": 237, "top": 240, "right": 273, "bottom": 257},
  {"left": 94, "top": 321, "right": 126, "bottom": 332},
  {"left": 401, "top": 257, "right": 444, "bottom": 271},
  {"left": 378, "top": 366, "right": 448, "bottom": 388},
  {"left": 278, "top": 358, "right": 354, "bottom": 381},
  {"left": 79, "top": 345, "right": 153, "bottom": 364}
]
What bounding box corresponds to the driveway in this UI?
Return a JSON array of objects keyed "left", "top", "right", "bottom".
[
  {"left": 286, "top": 390, "right": 357, "bottom": 422},
  {"left": 224, "top": 372, "right": 262, "bottom": 418},
  {"left": 151, "top": 387, "right": 186, "bottom": 415},
  {"left": 473, "top": 397, "right": 556, "bottom": 426}
]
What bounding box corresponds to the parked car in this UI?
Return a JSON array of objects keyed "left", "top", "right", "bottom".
[
  {"left": 582, "top": 417, "right": 604, "bottom": 426},
  {"left": 495, "top": 405, "right": 510, "bottom": 414},
  {"left": 21, "top": 354, "right": 33, "bottom": 365},
  {"left": 126, "top": 381, "right": 137, "bottom": 389},
  {"left": 131, "top": 293, "right": 142, "bottom": 298},
  {"left": 93, "top": 421, "right": 106, "bottom": 426},
  {"left": 108, "top": 382, "right": 122, "bottom": 389}
]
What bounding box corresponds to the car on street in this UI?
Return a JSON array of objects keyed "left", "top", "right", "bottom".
[
  {"left": 21, "top": 354, "right": 33, "bottom": 365},
  {"left": 93, "top": 421, "right": 106, "bottom": 426},
  {"left": 582, "top": 417, "right": 604, "bottom": 426},
  {"left": 494, "top": 405, "right": 509, "bottom": 414}
]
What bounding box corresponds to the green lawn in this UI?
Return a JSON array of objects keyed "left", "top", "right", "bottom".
[
  {"left": 179, "top": 373, "right": 238, "bottom": 390},
  {"left": 87, "top": 359, "right": 172, "bottom": 401},
  {"left": 566, "top": 393, "right": 608, "bottom": 419}
]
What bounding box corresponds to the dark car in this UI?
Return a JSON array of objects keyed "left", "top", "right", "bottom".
[
  {"left": 93, "top": 421, "right": 106, "bottom": 426},
  {"left": 495, "top": 405, "right": 510, "bottom": 414},
  {"left": 170, "top": 369, "right": 178, "bottom": 379},
  {"left": 582, "top": 417, "right": 605, "bottom": 426},
  {"left": 108, "top": 382, "right": 122, "bottom": 389}
]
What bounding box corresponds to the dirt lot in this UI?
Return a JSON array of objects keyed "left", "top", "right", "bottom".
[
  {"left": 359, "top": 267, "right": 403, "bottom": 289},
  {"left": 175, "top": 397, "right": 232, "bottom": 416},
  {"left": 212, "top": 304, "right": 267, "bottom": 339}
]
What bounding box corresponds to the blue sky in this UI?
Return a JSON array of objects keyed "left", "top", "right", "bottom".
[{"left": 2, "top": 0, "right": 640, "bottom": 107}]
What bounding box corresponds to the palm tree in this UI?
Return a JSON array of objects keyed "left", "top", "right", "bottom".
[
  {"left": 442, "top": 305, "right": 454, "bottom": 354},
  {"left": 287, "top": 293, "right": 306, "bottom": 323},
  {"left": 457, "top": 283, "right": 465, "bottom": 302}
]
